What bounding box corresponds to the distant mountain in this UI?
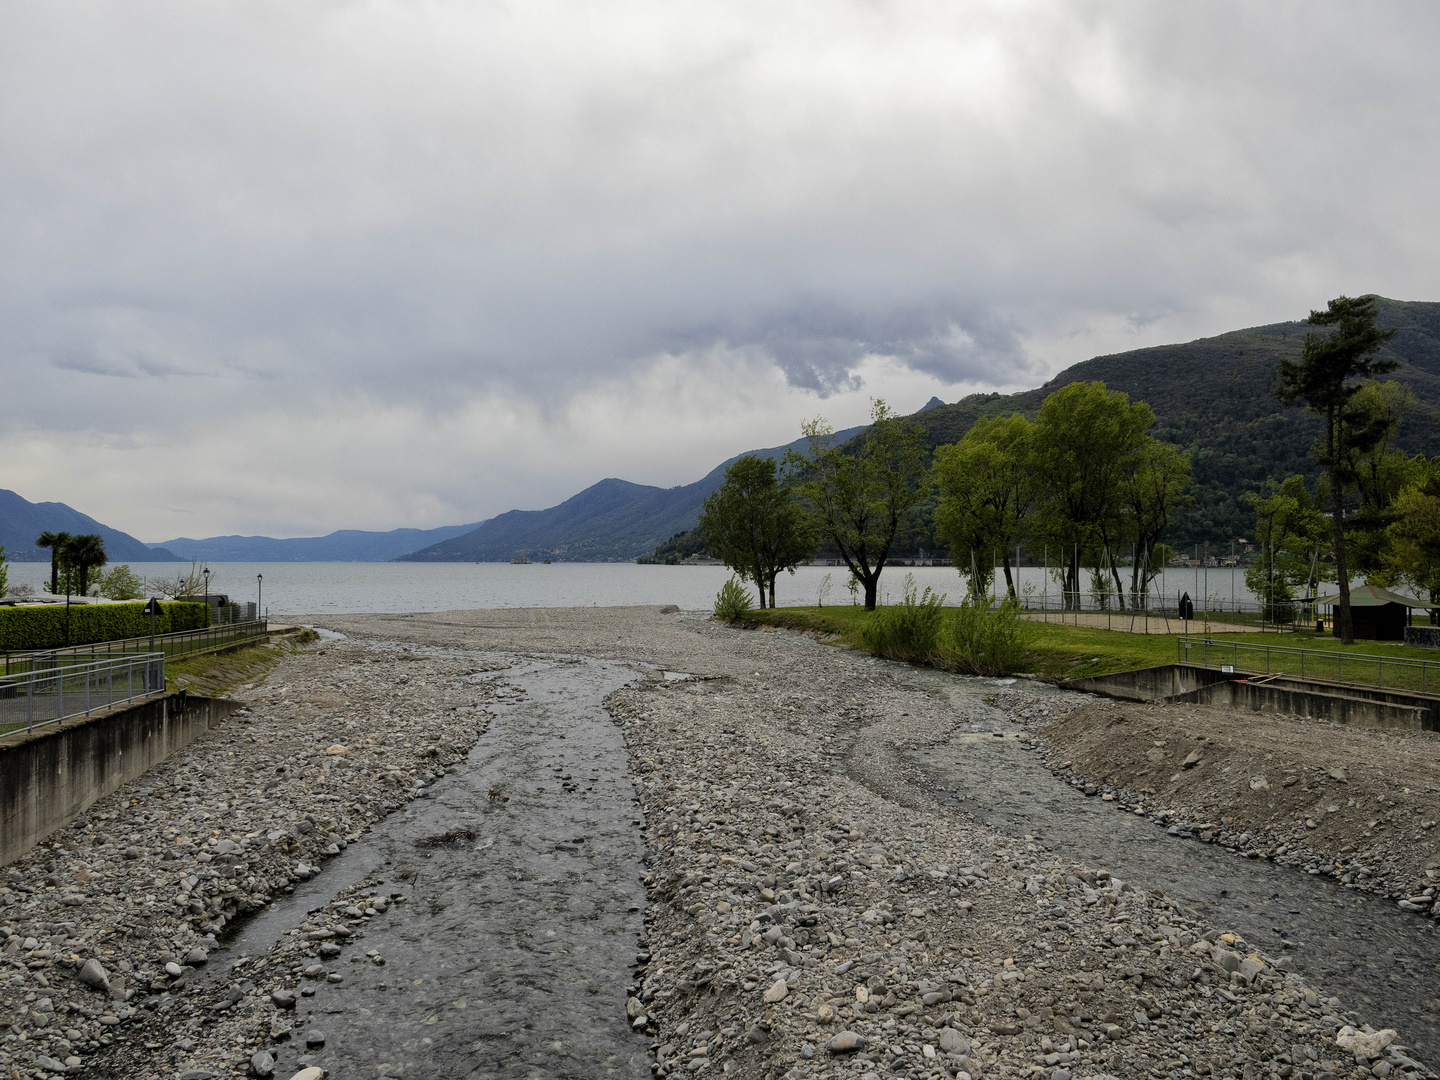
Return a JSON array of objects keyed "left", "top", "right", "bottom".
[
  {"left": 154, "top": 521, "right": 487, "bottom": 563},
  {"left": 0, "top": 489, "right": 181, "bottom": 563},
  {"left": 909, "top": 296, "right": 1440, "bottom": 546},
  {"left": 398, "top": 428, "right": 865, "bottom": 563}
]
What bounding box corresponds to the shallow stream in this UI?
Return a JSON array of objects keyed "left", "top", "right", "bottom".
[
  {"left": 215, "top": 650, "right": 652, "bottom": 1080},
  {"left": 896, "top": 671, "right": 1440, "bottom": 1064}
]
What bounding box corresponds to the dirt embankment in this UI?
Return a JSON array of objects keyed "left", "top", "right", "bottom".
[{"left": 1042, "top": 701, "right": 1440, "bottom": 909}]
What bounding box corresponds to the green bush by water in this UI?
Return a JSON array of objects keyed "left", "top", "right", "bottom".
[
  {"left": 939, "top": 597, "right": 1034, "bottom": 676},
  {"left": 0, "top": 602, "right": 209, "bottom": 651},
  {"left": 860, "top": 581, "right": 946, "bottom": 662},
  {"left": 713, "top": 577, "right": 755, "bottom": 623}
]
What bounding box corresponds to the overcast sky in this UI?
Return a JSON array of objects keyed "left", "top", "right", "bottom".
[{"left": 2, "top": 1, "right": 1438, "bottom": 542}]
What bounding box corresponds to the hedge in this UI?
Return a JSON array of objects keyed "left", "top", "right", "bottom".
[{"left": 0, "top": 602, "right": 209, "bottom": 652}]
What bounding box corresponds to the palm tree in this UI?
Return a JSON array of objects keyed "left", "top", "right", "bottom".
[
  {"left": 35, "top": 531, "right": 72, "bottom": 594},
  {"left": 68, "top": 535, "right": 108, "bottom": 596}
]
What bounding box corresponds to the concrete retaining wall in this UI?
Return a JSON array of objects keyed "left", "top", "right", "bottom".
[
  {"left": 1064, "top": 664, "right": 1437, "bottom": 731},
  {"left": 0, "top": 694, "right": 241, "bottom": 867},
  {"left": 1176, "top": 678, "right": 1434, "bottom": 731},
  {"left": 1063, "top": 664, "right": 1234, "bottom": 702}
]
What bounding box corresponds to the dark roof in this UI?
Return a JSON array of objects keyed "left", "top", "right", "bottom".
[{"left": 1312, "top": 583, "right": 1425, "bottom": 608}]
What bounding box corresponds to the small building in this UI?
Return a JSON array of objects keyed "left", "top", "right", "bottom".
[{"left": 1312, "top": 584, "right": 1421, "bottom": 641}]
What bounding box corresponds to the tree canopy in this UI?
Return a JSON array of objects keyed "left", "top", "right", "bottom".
[
  {"left": 1276, "top": 294, "right": 1398, "bottom": 642},
  {"left": 790, "top": 400, "right": 929, "bottom": 610},
  {"left": 698, "top": 455, "right": 814, "bottom": 609}
]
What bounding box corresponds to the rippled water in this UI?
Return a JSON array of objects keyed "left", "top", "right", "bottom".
[{"left": 216, "top": 650, "right": 652, "bottom": 1079}]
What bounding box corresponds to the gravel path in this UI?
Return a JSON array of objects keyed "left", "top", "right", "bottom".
[{"left": 2, "top": 606, "right": 1434, "bottom": 1080}]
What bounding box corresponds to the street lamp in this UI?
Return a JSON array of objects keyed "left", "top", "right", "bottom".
[
  {"left": 257, "top": 573, "right": 263, "bottom": 625},
  {"left": 203, "top": 567, "right": 211, "bottom": 624}
]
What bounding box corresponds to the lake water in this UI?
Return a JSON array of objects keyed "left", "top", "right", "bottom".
[{"left": 3, "top": 559, "right": 1270, "bottom": 616}]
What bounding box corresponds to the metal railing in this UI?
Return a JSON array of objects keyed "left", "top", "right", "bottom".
[
  {"left": 3, "top": 619, "right": 268, "bottom": 676},
  {"left": 0, "top": 653, "right": 165, "bottom": 736},
  {"left": 1020, "top": 595, "right": 1314, "bottom": 633},
  {"left": 1178, "top": 637, "right": 1440, "bottom": 696}
]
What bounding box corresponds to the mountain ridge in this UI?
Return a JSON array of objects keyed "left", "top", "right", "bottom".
[
  {"left": 152, "top": 521, "right": 487, "bottom": 562},
  {"left": 0, "top": 490, "right": 181, "bottom": 563},
  {"left": 396, "top": 427, "right": 866, "bottom": 563}
]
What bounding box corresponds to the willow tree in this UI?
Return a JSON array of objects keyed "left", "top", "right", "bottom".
[
  {"left": 1276, "top": 295, "right": 1397, "bottom": 644},
  {"left": 790, "top": 400, "right": 929, "bottom": 611},
  {"left": 698, "top": 455, "right": 815, "bottom": 608},
  {"left": 932, "top": 414, "right": 1035, "bottom": 599},
  {"left": 1029, "top": 382, "right": 1154, "bottom": 608}
]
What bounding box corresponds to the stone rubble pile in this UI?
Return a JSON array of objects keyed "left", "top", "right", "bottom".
[
  {"left": 0, "top": 642, "right": 499, "bottom": 1080},
  {"left": 611, "top": 649, "right": 1435, "bottom": 1080},
  {"left": 1019, "top": 697, "right": 1440, "bottom": 922}
]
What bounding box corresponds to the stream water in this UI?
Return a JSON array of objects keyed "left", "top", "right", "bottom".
[
  {"left": 216, "top": 650, "right": 652, "bottom": 1080},
  {"left": 896, "top": 671, "right": 1440, "bottom": 1064}
]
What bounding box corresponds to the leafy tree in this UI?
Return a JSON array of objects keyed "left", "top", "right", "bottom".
[
  {"left": 35, "top": 531, "right": 72, "bottom": 595},
  {"left": 96, "top": 564, "right": 146, "bottom": 601},
  {"left": 1276, "top": 295, "right": 1397, "bottom": 643},
  {"left": 932, "top": 415, "right": 1035, "bottom": 599},
  {"left": 790, "top": 400, "right": 929, "bottom": 611},
  {"left": 1119, "top": 441, "right": 1193, "bottom": 605},
  {"left": 1338, "top": 382, "right": 1423, "bottom": 581},
  {"left": 698, "top": 455, "right": 815, "bottom": 609},
  {"left": 1029, "top": 382, "right": 1154, "bottom": 608},
  {"left": 1243, "top": 476, "right": 1333, "bottom": 613},
  {"left": 1384, "top": 461, "right": 1440, "bottom": 617},
  {"left": 67, "top": 535, "right": 109, "bottom": 596}
]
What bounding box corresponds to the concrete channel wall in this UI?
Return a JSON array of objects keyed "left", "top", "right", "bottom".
[
  {"left": 1065, "top": 664, "right": 1437, "bottom": 731},
  {"left": 0, "top": 694, "right": 241, "bottom": 867}
]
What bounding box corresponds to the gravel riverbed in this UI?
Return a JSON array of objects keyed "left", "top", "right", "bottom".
[{"left": 2, "top": 607, "right": 1435, "bottom": 1080}]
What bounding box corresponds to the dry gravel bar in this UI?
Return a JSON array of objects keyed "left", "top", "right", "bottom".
[{"left": 0, "top": 606, "right": 1433, "bottom": 1080}]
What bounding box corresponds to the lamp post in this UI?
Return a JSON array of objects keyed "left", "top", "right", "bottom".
[
  {"left": 257, "top": 573, "right": 263, "bottom": 625},
  {"left": 203, "top": 567, "right": 211, "bottom": 625}
]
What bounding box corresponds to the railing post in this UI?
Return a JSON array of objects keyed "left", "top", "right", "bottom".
[{"left": 27, "top": 671, "right": 34, "bottom": 732}]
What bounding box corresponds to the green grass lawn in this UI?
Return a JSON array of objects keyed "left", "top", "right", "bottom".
[{"left": 738, "top": 604, "right": 1440, "bottom": 684}]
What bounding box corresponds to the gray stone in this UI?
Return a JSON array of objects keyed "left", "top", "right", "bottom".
[
  {"left": 304, "top": 1029, "right": 326, "bottom": 1049},
  {"left": 77, "top": 959, "right": 110, "bottom": 992},
  {"left": 186, "top": 948, "right": 209, "bottom": 965},
  {"left": 271, "top": 990, "right": 297, "bottom": 1009},
  {"left": 1212, "top": 948, "right": 1242, "bottom": 973},
  {"left": 827, "top": 1030, "right": 867, "bottom": 1053},
  {"left": 939, "top": 1028, "right": 971, "bottom": 1056},
  {"left": 250, "top": 1051, "right": 276, "bottom": 1078},
  {"left": 165, "top": 961, "right": 184, "bottom": 977},
  {"left": 319, "top": 943, "right": 342, "bottom": 959}
]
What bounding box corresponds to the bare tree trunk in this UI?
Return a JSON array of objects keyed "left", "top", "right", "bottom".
[
  {"left": 1329, "top": 407, "right": 1354, "bottom": 644},
  {"left": 1001, "top": 554, "right": 1015, "bottom": 598},
  {"left": 864, "top": 575, "right": 878, "bottom": 611}
]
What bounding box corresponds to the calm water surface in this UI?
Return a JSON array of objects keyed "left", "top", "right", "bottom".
[{"left": 5, "top": 560, "right": 1268, "bottom": 616}]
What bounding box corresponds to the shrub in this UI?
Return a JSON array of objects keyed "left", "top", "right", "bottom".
[
  {"left": 861, "top": 579, "right": 946, "bottom": 663},
  {"left": 96, "top": 565, "right": 146, "bottom": 600},
  {"left": 713, "top": 577, "right": 755, "bottom": 622},
  {"left": 938, "top": 596, "right": 1033, "bottom": 676},
  {"left": 0, "top": 602, "right": 209, "bottom": 652}
]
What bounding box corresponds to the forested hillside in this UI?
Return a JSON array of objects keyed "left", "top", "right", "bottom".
[{"left": 912, "top": 297, "right": 1440, "bottom": 546}]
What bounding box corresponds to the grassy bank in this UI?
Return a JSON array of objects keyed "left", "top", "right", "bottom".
[
  {"left": 165, "top": 629, "right": 319, "bottom": 696},
  {"left": 736, "top": 605, "right": 1440, "bottom": 681}
]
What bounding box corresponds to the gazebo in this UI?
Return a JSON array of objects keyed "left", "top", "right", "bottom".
[{"left": 1312, "top": 584, "right": 1422, "bottom": 641}]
